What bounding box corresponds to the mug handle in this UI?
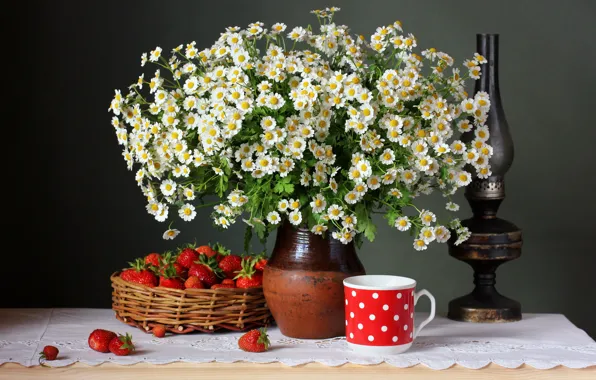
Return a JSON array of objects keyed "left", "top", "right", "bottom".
[{"left": 413, "top": 289, "right": 435, "bottom": 339}]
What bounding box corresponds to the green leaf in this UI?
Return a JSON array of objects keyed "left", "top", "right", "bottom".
[
  {"left": 364, "top": 222, "right": 377, "bottom": 242},
  {"left": 243, "top": 226, "right": 253, "bottom": 254},
  {"left": 253, "top": 221, "right": 266, "bottom": 241}
]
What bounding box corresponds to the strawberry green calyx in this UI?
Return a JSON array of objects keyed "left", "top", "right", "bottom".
[
  {"left": 161, "top": 264, "right": 179, "bottom": 279},
  {"left": 234, "top": 257, "right": 257, "bottom": 280},
  {"left": 128, "top": 258, "right": 146, "bottom": 272},
  {"left": 257, "top": 328, "right": 270, "bottom": 350},
  {"left": 198, "top": 254, "right": 224, "bottom": 278},
  {"left": 211, "top": 242, "right": 231, "bottom": 256},
  {"left": 118, "top": 333, "right": 135, "bottom": 352}
]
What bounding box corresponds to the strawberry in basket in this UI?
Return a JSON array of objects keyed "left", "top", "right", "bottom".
[
  {"left": 235, "top": 257, "right": 264, "bottom": 289},
  {"left": 188, "top": 255, "right": 222, "bottom": 288},
  {"left": 120, "top": 259, "right": 158, "bottom": 287}
]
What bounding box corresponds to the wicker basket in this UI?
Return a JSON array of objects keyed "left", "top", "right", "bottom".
[{"left": 111, "top": 272, "right": 272, "bottom": 334}]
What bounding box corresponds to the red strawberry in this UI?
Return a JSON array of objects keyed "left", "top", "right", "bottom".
[
  {"left": 188, "top": 256, "right": 222, "bottom": 288},
  {"left": 108, "top": 333, "right": 135, "bottom": 356},
  {"left": 144, "top": 252, "right": 160, "bottom": 267},
  {"left": 158, "top": 252, "right": 186, "bottom": 278},
  {"left": 159, "top": 277, "right": 185, "bottom": 289},
  {"left": 152, "top": 325, "right": 166, "bottom": 338},
  {"left": 184, "top": 276, "right": 205, "bottom": 289},
  {"left": 235, "top": 258, "right": 264, "bottom": 289},
  {"left": 176, "top": 247, "right": 198, "bottom": 269},
  {"left": 39, "top": 345, "right": 59, "bottom": 363},
  {"left": 221, "top": 279, "right": 236, "bottom": 286},
  {"left": 120, "top": 259, "right": 158, "bottom": 287},
  {"left": 218, "top": 254, "right": 243, "bottom": 279},
  {"left": 195, "top": 245, "right": 216, "bottom": 257},
  {"left": 238, "top": 328, "right": 270, "bottom": 352},
  {"left": 255, "top": 258, "right": 268, "bottom": 271},
  {"left": 88, "top": 329, "right": 117, "bottom": 353},
  {"left": 211, "top": 283, "right": 236, "bottom": 289},
  {"left": 159, "top": 265, "right": 185, "bottom": 289}
]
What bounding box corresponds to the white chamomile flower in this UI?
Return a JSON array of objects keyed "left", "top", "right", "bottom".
[
  {"left": 311, "top": 224, "right": 328, "bottom": 235},
  {"left": 474, "top": 125, "right": 490, "bottom": 141},
  {"left": 267, "top": 211, "right": 281, "bottom": 225},
  {"left": 327, "top": 204, "right": 344, "bottom": 220},
  {"left": 278, "top": 199, "right": 289, "bottom": 213},
  {"left": 339, "top": 229, "right": 356, "bottom": 244},
  {"left": 420, "top": 226, "right": 436, "bottom": 243},
  {"left": 183, "top": 186, "right": 196, "bottom": 200},
  {"left": 457, "top": 119, "right": 473, "bottom": 133},
  {"left": 162, "top": 228, "right": 179, "bottom": 240},
  {"left": 446, "top": 202, "right": 460, "bottom": 211},
  {"left": 455, "top": 170, "right": 472, "bottom": 187},
  {"left": 149, "top": 46, "right": 162, "bottom": 62},
  {"left": 271, "top": 23, "right": 287, "bottom": 34},
  {"left": 380, "top": 149, "right": 395, "bottom": 165},
  {"left": 310, "top": 194, "right": 327, "bottom": 213},
  {"left": 455, "top": 226, "right": 471, "bottom": 245},
  {"left": 160, "top": 179, "right": 177, "bottom": 196},
  {"left": 395, "top": 216, "right": 411, "bottom": 231},
  {"left": 342, "top": 214, "right": 358, "bottom": 229},
  {"left": 477, "top": 165, "right": 492, "bottom": 179},
  {"left": 401, "top": 169, "right": 417, "bottom": 184},
  {"left": 330, "top": 178, "right": 338, "bottom": 193},
  {"left": 289, "top": 198, "right": 301, "bottom": 210},
  {"left": 435, "top": 225, "right": 451, "bottom": 243},
  {"left": 367, "top": 175, "right": 381, "bottom": 190},
  {"left": 179, "top": 203, "right": 196, "bottom": 221},
  {"left": 288, "top": 209, "right": 303, "bottom": 226},
  {"left": 420, "top": 210, "right": 436, "bottom": 226},
  {"left": 213, "top": 167, "right": 224, "bottom": 176},
  {"left": 464, "top": 149, "right": 479, "bottom": 164},
  {"left": 411, "top": 139, "right": 428, "bottom": 156},
  {"left": 450, "top": 140, "right": 466, "bottom": 155},
  {"left": 217, "top": 216, "right": 231, "bottom": 229},
  {"left": 460, "top": 98, "right": 476, "bottom": 113},
  {"left": 344, "top": 191, "right": 359, "bottom": 204},
  {"left": 300, "top": 171, "right": 311, "bottom": 186},
  {"left": 434, "top": 143, "right": 450, "bottom": 156},
  {"left": 155, "top": 206, "right": 169, "bottom": 222},
  {"left": 389, "top": 188, "right": 402, "bottom": 198},
  {"left": 413, "top": 238, "right": 428, "bottom": 251}
]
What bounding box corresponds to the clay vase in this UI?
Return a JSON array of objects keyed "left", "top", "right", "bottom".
[{"left": 263, "top": 220, "right": 365, "bottom": 339}]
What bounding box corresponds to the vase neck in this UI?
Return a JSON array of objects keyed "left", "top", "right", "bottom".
[
  {"left": 475, "top": 34, "right": 500, "bottom": 101},
  {"left": 268, "top": 220, "right": 364, "bottom": 273}
]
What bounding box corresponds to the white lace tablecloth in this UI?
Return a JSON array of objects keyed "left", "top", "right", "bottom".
[{"left": 1, "top": 308, "right": 595, "bottom": 369}]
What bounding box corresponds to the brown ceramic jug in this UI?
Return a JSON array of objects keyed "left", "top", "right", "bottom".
[{"left": 263, "top": 220, "right": 366, "bottom": 339}]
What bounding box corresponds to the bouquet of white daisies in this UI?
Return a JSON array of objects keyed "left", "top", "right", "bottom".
[{"left": 108, "top": 7, "right": 492, "bottom": 252}]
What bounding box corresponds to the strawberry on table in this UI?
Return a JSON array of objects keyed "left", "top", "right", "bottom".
[
  {"left": 235, "top": 258, "right": 264, "bottom": 289},
  {"left": 88, "top": 329, "right": 117, "bottom": 353},
  {"left": 184, "top": 275, "right": 205, "bottom": 289},
  {"left": 152, "top": 324, "right": 166, "bottom": 338},
  {"left": 39, "top": 345, "right": 59, "bottom": 363},
  {"left": 108, "top": 333, "right": 135, "bottom": 356},
  {"left": 238, "top": 328, "right": 270, "bottom": 352}
]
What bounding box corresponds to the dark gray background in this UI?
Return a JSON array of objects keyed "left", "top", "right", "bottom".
[{"left": 9, "top": 0, "right": 596, "bottom": 338}]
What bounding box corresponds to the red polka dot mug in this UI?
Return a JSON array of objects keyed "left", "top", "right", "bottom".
[{"left": 343, "top": 275, "right": 436, "bottom": 355}]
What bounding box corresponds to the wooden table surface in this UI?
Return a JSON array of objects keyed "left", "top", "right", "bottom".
[{"left": 1, "top": 362, "right": 595, "bottom": 380}]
